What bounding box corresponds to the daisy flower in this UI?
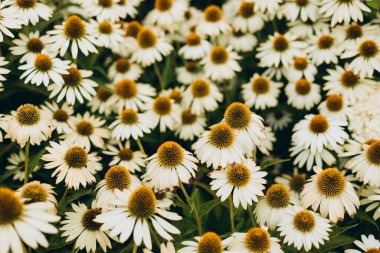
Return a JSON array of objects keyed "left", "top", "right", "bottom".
[
  {"left": 319, "top": 0, "right": 370, "bottom": 26},
  {"left": 223, "top": 102, "right": 266, "bottom": 158},
  {"left": 254, "top": 184, "right": 291, "bottom": 230},
  {"left": 275, "top": 168, "right": 307, "bottom": 204},
  {"left": 301, "top": 166, "right": 359, "bottom": 223},
  {"left": 344, "top": 140, "right": 380, "bottom": 187},
  {"left": 179, "top": 232, "right": 231, "bottom": 253},
  {"left": 281, "top": 0, "right": 319, "bottom": 21},
  {"left": 176, "top": 61, "right": 205, "bottom": 85},
  {"left": 96, "top": 165, "right": 141, "bottom": 207},
  {"left": 61, "top": 202, "right": 113, "bottom": 252},
  {"left": 232, "top": 1, "right": 265, "bottom": 33},
  {"left": 196, "top": 5, "right": 231, "bottom": 37},
  {"left": 257, "top": 33, "right": 306, "bottom": 68},
  {"left": 117, "top": 0, "right": 141, "bottom": 19},
  {"left": 89, "top": 19, "right": 124, "bottom": 50},
  {"left": 261, "top": 126, "right": 276, "bottom": 155},
  {"left": 95, "top": 185, "right": 182, "bottom": 250},
  {"left": 284, "top": 56, "right": 317, "bottom": 81},
  {"left": 42, "top": 141, "right": 102, "bottom": 189},
  {"left": 89, "top": 87, "right": 113, "bottom": 116},
  {"left": 109, "top": 108, "right": 153, "bottom": 141},
  {"left": 145, "top": 0, "right": 187, "bottom": 28},
  {"left": 48, "top": 15, "right": 98, "bottom": 59},
  {"left": 323, "top": 64, "right": 377, "bottom": 105},
  {"left": 202, "top": 46, "right": 241, "bottom": 82},
  {"left": 318, "top": 94, "right": 351, "bottom": 121},
  {"left": 266, "top": 109, "right": 292, "bottom": 131},
  {"left": 341, "top": 37, "right": 380, "bottom": 78},
  {"left": 40, "top": 102, "right": 74, "bottom": 134},
  {"left": 19, "top": 53, "right": 70, "bottom": 87},
  {"left": 277, "top": 206, "right": 331, "bottom": 251},
  {"left": 0, "top": 56, "right": 10, "bottom": 87},
  {"left": 287, "top": 15, "right": 330, "bottom": 40},
  {"left": 305, "top": 33, "right": 341, "bottom": 65},
  {"left": 17, "top": 181, "right": 57, "bottom": 207},
  {"left": 108, "top": 57, "right": 142, "bottom": 82},
  {"left": 7, "top": 104, "right": 53, "bottom": 147},
  {"left": 227, "top": 227, "right": 284, "bottom": 253},
  {"left": 242, "top": 74, "right": 282, "bottom": 110},
  {"left": 86, "top": 0, "right": 124, "bottom": 21},
  {"left": 182, "top": 79, "right": 223, "bottom": 115},
  {"left": 131, "top": 28, "right": 173, "bottom": 67},
  {"left": 254, "top": 0, "right": 283, "bottom": 15},
  {"left": 174, "top": 108, "right": 207, "bottom": 141},
  {"left": 143, "top": 141, "right": 198, "bottom": 192},
  {"left": 0, "top": 187, "right": 60, "bottom": 252},
  {"left": 143, "top": 96, "right": 181, "bottom": 133},
  {"left": 179, "top": 32, "right": 211, "bottom": 60},
  {"left": 193, "top": 122, "right": 246, "bottom": 168},
  {"left": 210, "top": 158, "right": 267, "bottom": 209},
  {"left": 62, "top": 112, "right": 110, "bottom": 150},
  {"left": 220, "top": 30, "right": 257, "bottom": 53},
  {"left": 103, "top": 141, "right": 146, "bottom": 173},
  {"left": 107, "top": 79, "right": 156, "bottom": 112},
  {"left": 0, "top": 1, "right": 22, "bottom": 42},
  {"left": 7, "top": 0, "right": 52, "bottom": 25},
  {"left": 360, "top": 186, "right": 380, "bottom": 221},
  {"left": 10, "top": 31, "right": 51, "bottom": 63},
  {"left": 290, "top": 144, "right": 337, "bottom": 171},
  {"left": 144, "top": 241, "right": 176, "bottom": 253},
  {"left": 345, "top": 234, "right": 380, "bottom": 253},
  {"left": 160, "top": 86, "right": 185, "bottom": 105},
  {"left": 285, "top": 78, "right": 321, "bottom": 110},
  {"left": 6, "top": 150, "right": 39, "bottom": 182}
]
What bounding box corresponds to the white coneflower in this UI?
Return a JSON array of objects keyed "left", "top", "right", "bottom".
[
  {"left": 281, "top": 0, "right": 319, "bottom": 21},
  {"left": 176, "top": 61, "right": 205, "bottom": 85},
  {"left": 48, "top": 15, "right": 98, "bottom": 59},
  {"left": 193, "top": 122, "right": 245, "bottom": 169},
  {"left": 285, "top": 78, "right": 321, "bottom": 110},
  {"left": 0, "top": 187, "right": 60, "bottom": 252},
  {"left": 202, "top": 46, "right": 241, "bottom": 82},
  {"left": 103, "top": 141, "right": 146, "bottom": 173},
  {"left": 290, "top": 143, "right": 337, "bottom": 171},
  {"left": 179, "top": 32, "right": 211, "bottom": 60},
  {"left": 95, "top": 185, "right": 182, "bottom": 250},
  {"left": 0, "top": 1, "right": 22, "bottom": 42},
  {"left": 275, "top": 168, "right": 307, "bottom": 204},
  {"left": 344, "top": 140, "right": 380, "bottom": 187},
  {"left": 266, "top": 109, "right": 292, "bottom": 131},
  {"left": 179, "top": 232, "right": 231, "bottom": 252},
  {"left": 182, "top": 79, "right": 223, "bottom": 115},
  {"left": 257, "top": 33, "right": 306, "bottom": 68},
  {"left": 96, "top": 165, "right": 140, "bottom": 207},
  {"left": 277, "top": 206, "right": 331, "bottom": 251},
  {"left": 287, "top": 15, "right": 330, "bottom": 40},
  {"left": 301, "top": 166, "right": 359, "bottom": 223},
  {"left": 61, "top": 202, "right": 113, "bottom": 252},
  {"left": 260, "top": 126, "right": 276, "bottom": 155},
  {"left": 6, "top": 150, "right": 39, "bottom": 182},
  {"left": 86, "top": 0, "right": 124, "bottom": 21},
  {"left": 178, "top": 6, "right": 203, "bottom": 37},
  {"left": 7, "top": 0, "right": 52, "bottom": 25},
  {"left": 345, "top": 234, "right": 380, "bottom": 253},
  {"left": 305, "top": 33, "right": 341, "bottom": 66},
  {"left": 319, "top": 0, "right": 370, "bottom": 26},
  {"left": 62, "top": 112, "right": 110, "bottom": 150},
  {"left": 110, "top": 108, "right": 153, "bottom": 141},
  {"left": 0, "top": 56, "right": 10, "bottom": 90},
  {"left": 89, "top": 19, "right": 124, "bottom": 50},
  {"left": 210, "top": 158, "right": 267, "bottom": 209},
  {"left": 19, "top": 53, "right": 70, "bottom": 87},
  {"left": 107, "top": 79, "right": 156, "bottom": 112},
  {"left": 146, "top": 0, "right": 187, "bottom": 28},
  {"left": 143, "top": 141, "right": 198, "bottom": 191},
  {"left": 144, "top": 241, "right": 176, "bottom": 253},
  {"left": 318, "top": 94, "right": 351, "bottom": 121},
  {"left": 220, "top": 30, "right": 258, "bottom": 53},
  {"left": 143, "top": 96, "right": 181, "bottom": 133},
  {"left": 359, "top": 186, "right": 380, "bottom": 221},
  {"left": 40, "top": 102, "right": 73, "bottom": 134},
  {"left": 242, "top": 74, "right": 282, "bottom": 110},
  {"left": 323, "top": 64, "right": 377, "bottom": 105},
  {"left": 341, "top": 37, "right": 380, "bottom": 78},
  {"left": 10, "top": 31, "right": 51, "bottom": 63},
  {"left": 17, "top": 181, "right": 57, "bottom": 207},
  {"left": 131, "top": 28, "right": 173, "bottom": 67},
  {"left": 254, "top": 184, "right": 291, "bottom": 230},
  {"left": 196, "top": 5, "right": 231, "bottom": 37},
  {"left": 254, "top": 0, "right": 283, "bottom": 15},
  {"left": 89, "top": 87, "right": 113, "bottom": 116},
  {"left": 113, "top": 0, "right": 141, "bottom": 19},
  {"left": 227, "top": 227, "right": 284, "bottom": 252},
  {"left": 232, "top": 1, "right": 265, "bottom": 33},
  {"left": 223, "top": 102, "right": 266, "bottom": 157},
  {"left": 108, "top": 58, "right": 142, "bottom": 82},
  {"left": 7, "top": 104, "right": 53, "bottom": 147},
  {"left": 160, "top": 86, "right": 185, "bottom": 105},
  {"left": 42, "top": 141, "right": 102, "bottom": 189},
  {"left": 174, "top": 108, "right": 207, "bottom": 141},
  {"left": 285, "top": 56, "right": 317, "bottom": 81}
]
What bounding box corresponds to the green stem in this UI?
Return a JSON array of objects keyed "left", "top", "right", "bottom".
[
  {"left": 272, "top": 20, "right": 278, "bottom": 32},
  {"left": 153, "top": 62, "right": 165, "bottom": 90},
  {"left": 24, "top": 140, "right": 30, "bottom": 184},
  {"left": 247, "top": 205, "right": 257, "bottom": 227},
  {"left": 178, "top": 181, "right": 202, "bottom": 235},
  {"left": 148, "top": 222, "right": 161, "bottom": 247},
  {"left": 229, "top": 196, "right": 235, "bottom": 232},
  {"left": 136, "top": 138, "right": 146, "bottom": 155},
  {"left": 357, "top": 183, "right": 366, "bottom": 195},
  {"left": 57, "top": 187, "right": 69, "bottom": 209},
  {"left": 252, "top": 145, "right": 257, "bottom": 162},
  {"left": 132, "top": 244, "right": 138, "bottom": 253}
]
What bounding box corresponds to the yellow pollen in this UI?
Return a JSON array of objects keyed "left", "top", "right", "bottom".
[
  {"left": 293, "top": 57, "right": 308, "bottom": 70},
  {"left": 224, "top": 102, "right": 251, "bottom": 129},
  {"left": 318, "top": 35, "right": 334, "bottom": 49},
  {"left": 326, "top": 94, "right": 344, "bottom": 112},
  {"left": 265, "top": 184, "right": 290, "bottom": 208},
  {"left": 120, "top": 109, "right": 138, "bottom": 125},
  {"left": 210, "top": 46, "right": 229, "bottom": 64},
  {"left": 125, "top": 21, "right": 142, "bottom": 38},
  {"left": 157, "top": 141, "right": 184, "bottom": 168},
  {"left": 81, "top": 208, "right": 102, "bottom": 231},
  {"left": 295, "top": 79, "right": 311, "bottom": 95},
  {"left": 197, "top": 232, "right": 223, "bottom": 253},
  {"left": 252, "top": 76, "right": 270, "bottom": 94},
  {"left": 34, "top": 54, "right": 52, "bottom": 71},
  {"left": 20, "top": 181, "right": 49, "bottom": 204},
  {"left": 115, "top": 58, "right": 131, "bottom": 73},
  {"left": 0, "top": 187, "right": 24, "bottom": 225},
  {"left": 293, "top": 210, "right": 315, "bottom": 232},
  {"left": 76, "top": 120, "right": 94, "bottom": 136},
  {"left": 204, "top": 5, "right": 223, "bottom": 22},
  {"left": 63, "top": 68, "right": 82, "bottom": 87},
  {"left": 128, "top": 185, "right": 157, "bottom": 219},
  {"left": 359, "top": 40, "right": 378, "bottom": 58},
  {"left": 244, "top": 227, "right": 271, "bottom": 252},
  {"left": 64, "top": 15, "right": 86, "bottom": 39},
  {"left": 273, "top": 35, "right": 289, "bottom": 52},
  {"left": 316, "top": 168, "right": 346, "bottom": 197},
  {"left": 239, "top": 2, "right": 254, "bottom": 18},
  {"left": 155, "top": 0, "right": 173, "bottom": 11},
  {"left": 16, "top": 104, "right": 40, "bottom": 126},
  {"left": 105, "top": 165, "right": 131, "bottom": 190},
  {"left": 309, "top": 114, "right": 329, "bottom": 134},
  {"left": 96, "top": 87, "right": 112, "bottom": 101},
  {"left": 137, "top": 28, "right": 157, "bottom": 49},
  {"left": 366, "top": 141, "right": 380, "bottom": 165},
  {"left": 153, "top": 96, "right": 172, "bottom": 115},
  {"left": 64, "top": 146, "right": 88, "bottom": 168},
  {"left": 115, "top": 79, "right": 137, "bottom": 98},
  {"left": 26, "top": 38, "right": 44, "bottom": 53},
  {"left": 227, "top": 163, "right": 251, "bottom": 187},
  {"left": 208, "top": 123, "right": 235, "bottom": 149},
  {"left": 181, "top": 109, "right": 197, "bottom": 125},
  {"left": 185, "top": 33, "right": 202, "bottom": 46},
  {"left": 98, "top": 21, "right": 113, "bottom": 34},
  {"left": 53, "top": 109, "right": 69, "bottom": 122},
  {"left": 191, "top": 80, "right": 210, "bottom": 98},
  {"left": 340, "top": 70, "right": 359, "bottom": 87}
]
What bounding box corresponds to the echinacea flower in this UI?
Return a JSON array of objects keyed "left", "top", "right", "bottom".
[
  {"left": 174, "top": 108, "right": 207, "bottom": 141},
  {"left": 10, "top": 31, "right": 51, "bottom": 63},
  {"left": 345, "top": 234, "right": 380, "bottom": 253},
  {"left": 179, "top": 232, "right": 231, "bottom": 253},
  {"left": 40, "top": 102, "right": 74, "bottom": 134},
  {"left": 196, "top": 5, "right": 231, "bottom": 37},
  {"left": 7, "top": 0, "right": 52, "bottom": 25}
]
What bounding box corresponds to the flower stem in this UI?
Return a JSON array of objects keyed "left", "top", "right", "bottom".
[
  {"left": 136, "top": 138, "right": 146, "bottom": 155},
  {"left": 58, "top": 187, "right": 69, "bottom": 209},
  {"left": 247, "top": 205, "right": 257, "bottom": 227},
  {"left": 229, "top": 196, "right": 235, "bottom": 232},
  {"left": 178, "top": 181, "right": 202, "bottom": 235},
  {"left": 132, "top": 244, "right": 138, "bottom": 253},
  {"left": 23, "top": 140, "right": 30, "bottom": 184},
  {"left": 153, "top": 62, "right": 165, "bottom": 90}
]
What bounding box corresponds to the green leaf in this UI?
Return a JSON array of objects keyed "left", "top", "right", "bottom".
[
  {"left": 261, "top": 158, "right": 290, "bottom": 169},
  {"left": 356, "top": 209, "right": 379, "bottom": 231},
  {"left": 0, "top": 169, "right": 17, "bottom": 183},
  {"left": 367, "top": 0, "right": 380, "bottom": 9},
  {"left": 330, "top": 223, "right": 358, "bottom": 237},
  {"left": 316, "top": 235, "right": 355, "bottom": 252},
  {"left": 28, "top": 147, "right": 46, "bottom": 171},
  {"left": 199, "top": 199, "right": 221, "bottom": 217},
  {"left": 162, "top": 56, "right": 175, "bottom": 85},
  {"left": 191, "top": 188, "right": 202, "bottom": 208},
  {"left": 62, "top": 189, "right": 92, "bottom": 208}
]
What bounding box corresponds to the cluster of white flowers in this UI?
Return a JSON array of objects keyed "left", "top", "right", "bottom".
[{"left": 0, "top": 0, "right": 379, "bottom": 252}]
